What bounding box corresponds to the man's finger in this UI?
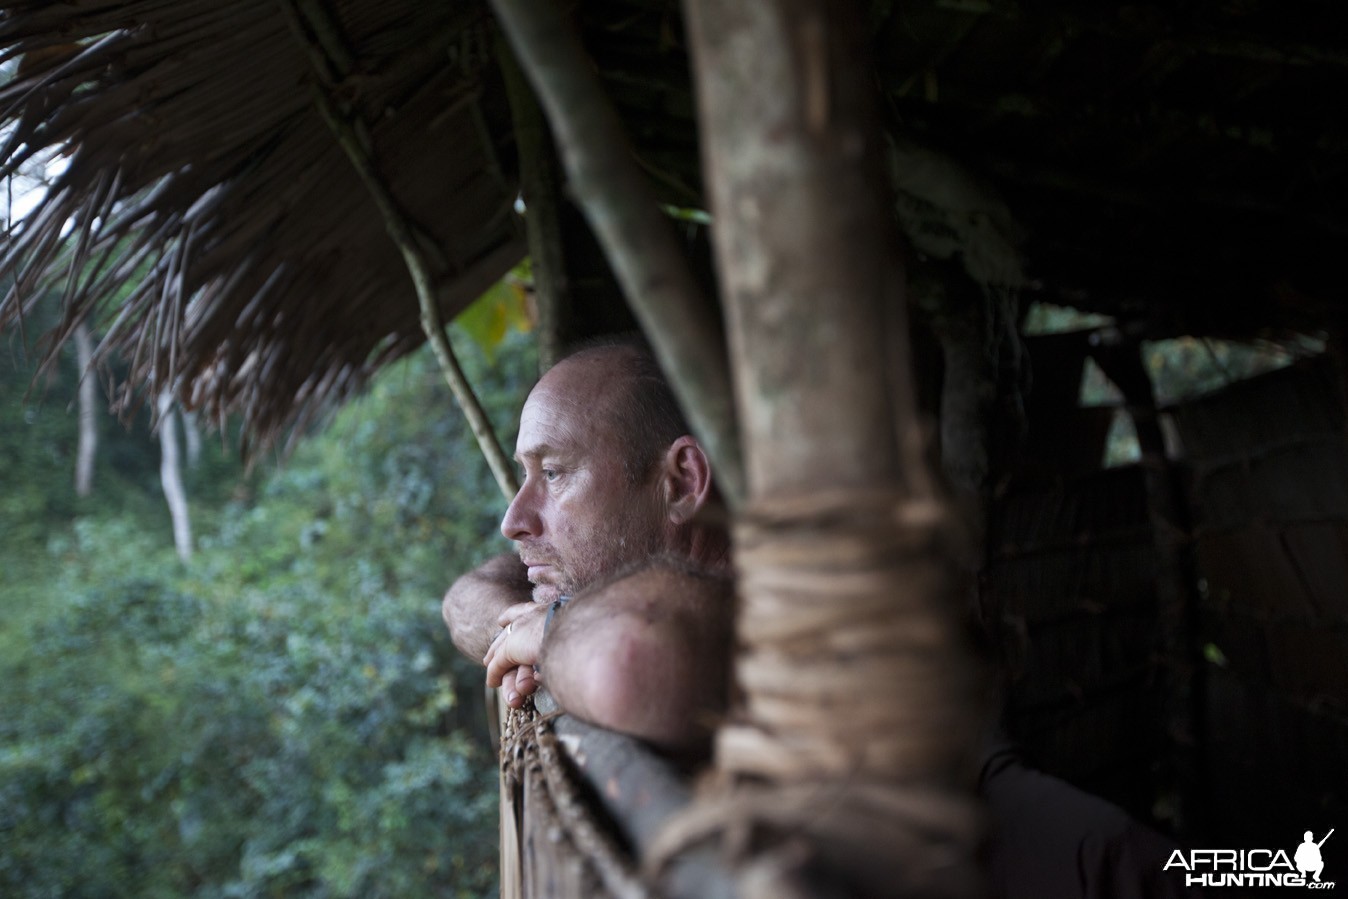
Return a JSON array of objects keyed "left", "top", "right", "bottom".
[
  {"left": 514, "top": 663, "right": 537, "bottom": 698},
  {"left": 497, "top": 602, "right": 535, "bottom": 627},
  {"left": 482, "top": 623, "right": 510, "bottom": 665},
  {"left": 484, "top": 636, "right": 510, "bottom": 687},
  {"left": 501, "top": 668, "right": 520, "bottom": 707}
]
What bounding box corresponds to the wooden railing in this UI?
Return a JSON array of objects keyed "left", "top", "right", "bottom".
[{"left": 498, "top": 692, "right": 738, "bottom": 899}]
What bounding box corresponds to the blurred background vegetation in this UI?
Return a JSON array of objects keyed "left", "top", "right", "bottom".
[{"left": 1, "top": 284, "right": 535, "bottom": 898}]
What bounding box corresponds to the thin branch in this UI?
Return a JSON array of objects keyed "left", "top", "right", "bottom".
[
  {"left": 281, "top": 0, "right": 519, "bottom": 502},
  {"left": 488, "top": 0, "right": 744, "bottom": 507}
]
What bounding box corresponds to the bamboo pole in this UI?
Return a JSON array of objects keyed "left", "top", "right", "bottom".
[
  {"left": 487, "top": 0, "right": 745, "bottom": 508},
  {"left": 671, "top": 0, "right": 985, "bottom": 894},
  {"left": 73, "top": 320, "right": 99, "bottom": 497},
  {"left": 497, "top": 36, "right": 571, "bottom": 373}
]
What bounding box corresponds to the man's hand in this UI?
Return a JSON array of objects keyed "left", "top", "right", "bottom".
[{"left": 484, "top": 601, "right": 549, "bottom": 708}]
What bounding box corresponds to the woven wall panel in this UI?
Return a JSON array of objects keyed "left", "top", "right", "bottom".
[
  {"left": 1169, "top": 360, "right": 1344, "bottom": 461},
  {"left": 1204, "top": 611, "right": 1348, "bottom": 710},
  {"left": 990, "top": 466, "right": 1151, "bottom": 554},
  {"left": 1176, "top": 357, "right": 1348, "bottom": 856},
  {"left": 1201, "top": 611, "right": 1272, "bottom": 683},
  {"left": 1204, "top": 669, "right": 1348, "bottom": 858},
  {"left": 1279, "top": 522, "right": 1348, "bottom": 620},
  {"left": 986, "top": 542, "right": 1157, "bottom": 622},
  {"left": 1012, "top": 687, "right": 1167, "bottom": 788},
  {"left": 1197, "top": 526, "right": 1323, "bottom": 620},
  {"left": 1262, "top": 621, "right": 1348, "bottom": 708},
  {"left": 1007, "top": 610, "right": 1159, "bottom": 709},
  {"left": 1191, "top": 441, "right": 1348, "bottom": 530}
]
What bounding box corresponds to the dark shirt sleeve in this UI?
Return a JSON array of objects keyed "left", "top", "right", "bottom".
[{"left": 979, "top": 744, "right": 1199, "bottom": 899}]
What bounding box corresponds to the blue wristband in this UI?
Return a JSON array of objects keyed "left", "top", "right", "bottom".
[{"left": 542, "top": 594, "right": 571, "bottom": 638}]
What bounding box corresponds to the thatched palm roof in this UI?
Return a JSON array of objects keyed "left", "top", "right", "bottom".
[
  {"left": 3, "top": 0, "right": 1346, "bottom": 442},
  {"left": 1, "top": 0, "right": 523, "bottom": 439}
]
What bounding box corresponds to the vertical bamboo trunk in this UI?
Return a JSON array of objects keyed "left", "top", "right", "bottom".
[
  {"left": 157, "top": 393, "right": 192, "bottom": 562},
  {"left": 182, "top": 410, "right": 202, "bottom": 469},
  {"left": 499, "top": 36, "right": 571, "bottom": 373},
  {"left": 677, "top": 1, "right": 985, "bottom": 894},
  {"left": 74, "top": 321, "right": 97, "bottom": 497}
]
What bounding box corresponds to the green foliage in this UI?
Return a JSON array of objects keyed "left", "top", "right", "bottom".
[
  {"left": 1022, "top": 301, "right": 1112, "bottom": 335},
  {"left": 1, "top": 320, "right": 537, "bottom": 898},
  {"left": 1, "top": 317, "right": 170, "bottom": 630},
  {"left": 451, "top": 262, "right": 533, "bottom": 363},
  {"left": 1141, "top": 335, "right": 1321, "bottom": 406},
  {"left": 0, "top": 577, "right": 499, "bottom": 899}
]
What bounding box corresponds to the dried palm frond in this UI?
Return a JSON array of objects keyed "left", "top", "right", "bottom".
[{"left": 0, "top": 0, "right": 523, "bottom": 448}]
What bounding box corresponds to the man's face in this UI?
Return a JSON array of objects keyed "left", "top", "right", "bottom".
[{"left": 500, "top": 353, "right": 671, "bottom": 603}]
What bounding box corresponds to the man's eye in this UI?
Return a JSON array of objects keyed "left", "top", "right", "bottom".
[{"left": 542, "top": 469, "right": 559, "bottom": 482}]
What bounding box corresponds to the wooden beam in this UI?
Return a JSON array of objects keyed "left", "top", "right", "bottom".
[
  {"left": 489, "top": 0, "right": 745, "bottom": 507},
  {"left": 678, "top": 0, "right": 986, "bottom": 893},
  {"left": 497, "top": 33, "right": 571, "bottom": 372}
]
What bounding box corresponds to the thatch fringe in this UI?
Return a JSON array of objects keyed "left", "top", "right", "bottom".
[{"left": 0, "top": 0, "right": 522, "bottom": 448}]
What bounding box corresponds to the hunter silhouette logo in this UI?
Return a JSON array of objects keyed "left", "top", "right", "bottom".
[
  {"left": 1297, "top": 830, "right": 1334, "bottom": 884},
  {"left": 1163, "top": 829, "right": 1336, "bottom": 889}
]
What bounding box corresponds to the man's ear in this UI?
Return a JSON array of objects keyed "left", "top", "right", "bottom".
[{"left": 661, "top": 435, "right": 713, "bottom": 524}]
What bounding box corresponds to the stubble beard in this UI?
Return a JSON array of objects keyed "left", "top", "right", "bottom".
[{"left": 524, "top": 507, "right": 669, "bottom": 603}]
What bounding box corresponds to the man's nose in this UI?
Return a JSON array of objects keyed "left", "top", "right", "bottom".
[{"left": 500, "top": 483, "right": 541, "bottom": 541}]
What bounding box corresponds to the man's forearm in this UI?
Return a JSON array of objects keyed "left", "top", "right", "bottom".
[
  {"left": 540, "top": 561, "right": 734, "bottom": 752},
  {"left": 442, "top": 553, "right": 532, "bottom": 661}
]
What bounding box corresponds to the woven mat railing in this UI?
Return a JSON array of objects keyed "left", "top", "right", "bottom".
[{"left": 501, "top": 700, "right": 655, "bottom": 899}]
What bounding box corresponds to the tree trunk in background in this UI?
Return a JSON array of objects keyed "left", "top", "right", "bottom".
[
  {"left": 73, "top": 321, "right": 97, "bottom": 497},
  {"left": 157, "top": 393, "right": 192, "bottom": 562},
  {"left": 671, "top": 1, "right": 986, "bottom": 895},
  {"left": 182, "top": 410, "right": 202, "bottom": 469}
]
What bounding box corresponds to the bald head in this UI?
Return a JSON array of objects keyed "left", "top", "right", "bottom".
[{"left": 549, "top": 341, "right": 692, "bottom": 484}]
